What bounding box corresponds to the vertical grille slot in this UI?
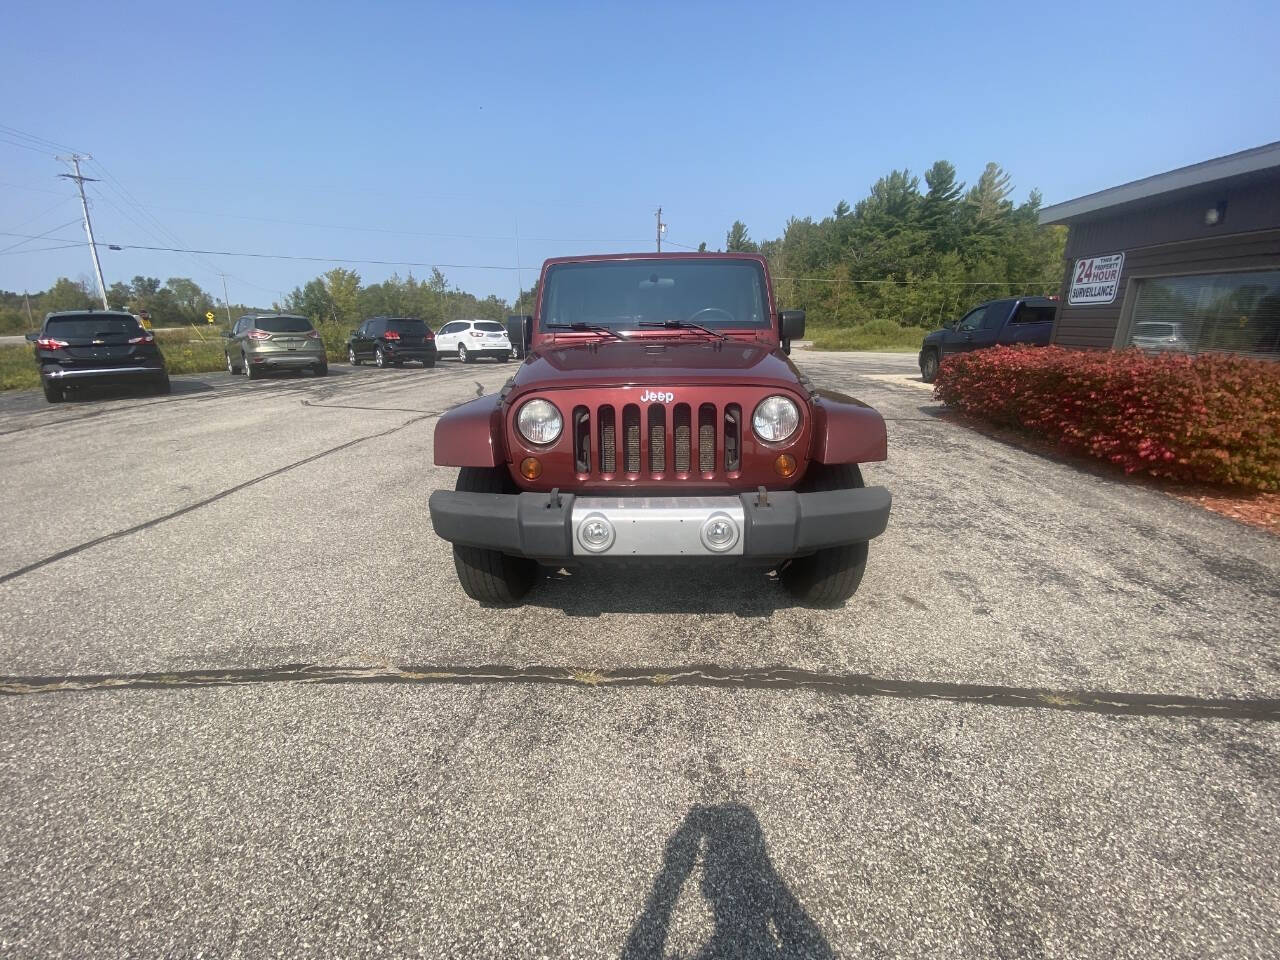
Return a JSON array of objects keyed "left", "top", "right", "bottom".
[
  {"left": 598, "top": 405, "right": 616, "bottom": 475},
  {"left": 572, "top": 406, "right": 590, "bottom": 474},
  {"left": 648, "top": 404, "right": 666, "bottom": 475},
  {"left": 673, "top": 404, "right": 691, "bottom": 474},
  {"left": 623, "top": 404, "right": 641, "bottom": 474},
  {"left": 698, "top": 403, "right": 716, "bottom": 474},
  {"left": 724, "top": 404, "right": 741, "bottom": 473}
]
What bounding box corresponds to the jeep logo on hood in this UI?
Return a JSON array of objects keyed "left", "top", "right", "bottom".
[{"left": 639, "top": 390, "right": 674, "bottom": 403}]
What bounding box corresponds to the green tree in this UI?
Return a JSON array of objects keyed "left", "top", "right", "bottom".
[
  {"left": 725, "top": 221, "right": 757, "bottom": 253},
  {"left": 965, "top": 162, "right": 1014, "bottom": 224},
  {"left": 43, "top": 277, "right": 95, "bottom": 312},
  {"left": 106, "top": 281, "right": 133, "bottom": 310},
  {"left": 321, "top": 268, "right": 362, "bottom": 327}
]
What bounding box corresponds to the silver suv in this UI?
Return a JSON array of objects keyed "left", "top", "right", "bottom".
[{"left": 224, "top": 314, "right": 328, "bottom": 378}]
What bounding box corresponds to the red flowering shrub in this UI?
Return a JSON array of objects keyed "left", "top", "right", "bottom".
[{"left": 933, "top": 346, "right": 1280, "bottom": 490}]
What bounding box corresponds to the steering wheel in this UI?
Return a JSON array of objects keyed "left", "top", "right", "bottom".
[{"left": 687, "top": 307, "right": 734, "bottom": 325}]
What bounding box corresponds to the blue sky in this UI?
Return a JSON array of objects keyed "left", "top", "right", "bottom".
[{"left": 3, "top": 0, "right": 1278, "bottom": 306}]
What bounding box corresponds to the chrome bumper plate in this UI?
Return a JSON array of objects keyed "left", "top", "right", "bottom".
[{"left": 570, "top": 496, "right": 745, "bottom": 556}]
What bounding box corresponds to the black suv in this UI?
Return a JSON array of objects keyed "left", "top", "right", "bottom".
[
  {"left": 26, "top": 310, "right": 170, "bottom": 403},
  {"left": 347, "top": 317, "right": 437, "bottom": 368}
]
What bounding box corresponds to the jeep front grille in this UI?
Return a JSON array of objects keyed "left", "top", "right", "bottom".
[{"left": 570, "top": 401, "right": 742, "bottom": 479}]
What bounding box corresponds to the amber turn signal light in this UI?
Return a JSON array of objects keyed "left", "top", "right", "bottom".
[
  {"left": 520, "top": 457, "right": 542, "bottom": 480},
  {"left": 774, "top": 454, "right": 797, "bottom": 478}
]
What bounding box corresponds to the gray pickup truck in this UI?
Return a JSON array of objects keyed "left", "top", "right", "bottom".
[{"left": 918, "top": 296, "right": 1058, "bottom": 383}]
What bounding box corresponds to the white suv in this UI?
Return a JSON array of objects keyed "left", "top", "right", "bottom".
[{"left": 434, "top": 319, "right": 512, "bottom": 363}]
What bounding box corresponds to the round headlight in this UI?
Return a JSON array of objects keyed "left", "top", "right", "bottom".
[
  {"left": 752, "top": 395, "right": 800, "bottom": 443},
  {"left": 516, "top": 398, "right": 563, "bottom": 445}
]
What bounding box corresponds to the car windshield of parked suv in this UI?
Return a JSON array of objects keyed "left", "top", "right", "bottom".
[
  {"left": 473, "top": 321, "right": 504, "bottom": 332},
  {"left": 255, "top": 316, "right": 313, "bottom": 333},
  {"left": 45, "top": 316, "right": 143, "bottom": 338},
  {"left": 387, "top": 319, "right": 429, "bottom": 334},
  {"left": 540, "top": 258, "right": 770, "bottom": 331}
]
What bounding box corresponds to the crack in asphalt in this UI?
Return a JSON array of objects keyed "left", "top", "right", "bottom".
[
  {"left": 0, "top": 406, "right": 452, "bottom": 585},
  {"left": 2, "top": 662, "right": 1276, "bottom": 720}
]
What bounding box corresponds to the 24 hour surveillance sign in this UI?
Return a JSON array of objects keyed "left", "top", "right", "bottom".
[{"left": 1068, "top": 253, "right": 1125, "bottom": 305}]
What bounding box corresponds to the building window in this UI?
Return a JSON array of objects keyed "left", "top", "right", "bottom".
[{"left": 1129, "top": 268, "right": 1280, "bottom": 357}]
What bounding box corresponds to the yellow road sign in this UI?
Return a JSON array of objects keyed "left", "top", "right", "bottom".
[{"left": 206, "top": 311, "right": 215, "bottom": 324}]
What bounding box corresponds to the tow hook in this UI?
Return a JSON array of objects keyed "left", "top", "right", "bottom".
[{"left": 755, "top": 485, "right": 769, "bottom": 507}]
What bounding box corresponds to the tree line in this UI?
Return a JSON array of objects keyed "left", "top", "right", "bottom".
[
  {"left": 6, "top": 160, "right": 1062, "bottom": 337},
  {"left": 716, "top": 160, "right": 1066, "bottom": 328},
  {"left": 0, "top": 276, "right": 257, "bottom": 335}
]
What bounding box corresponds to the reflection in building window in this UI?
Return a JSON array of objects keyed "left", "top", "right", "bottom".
[{"left": 1129, "top": 269, "right": 1280, "bottom": 357}]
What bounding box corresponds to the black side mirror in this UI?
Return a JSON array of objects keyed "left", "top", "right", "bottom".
[
  {"left": 779, "top": 310, "right": 805, "bottom": 354},
  {"left": 25, "top": 332, "right": 38, "bottom": 342},
  {"left": 507, "top": 315, "right": 533, "bottom": 357}
]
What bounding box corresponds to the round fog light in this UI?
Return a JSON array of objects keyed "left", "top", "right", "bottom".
[
  {"left": 577, "top": 513, "right": 615, "bottom": 553},
  {"left": 700, "top": 512, "right": 740, "bottom": 553},
  {"left": 520, "top": 457, "right": 542, "bottom": 480},
  {"left": 774, "top": 454, "right": 796, "bottom": 477}
]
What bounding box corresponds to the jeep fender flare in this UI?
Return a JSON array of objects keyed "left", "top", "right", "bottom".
[
  {"left": 807, "top": 389, "right": 888, "bottom": 465},
  {"left": 433, "top": 394, "right": 507, "bottom": 467}
]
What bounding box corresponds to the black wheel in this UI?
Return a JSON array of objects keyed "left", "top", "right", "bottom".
[
  {"left": 450, "top": 466, "right": 537, "bottom": 604},
  {"left": 394, "top": 360, "right": 404, "bottom": 367},
  {"left": 244, "top": 354, "right": 261, "bottom": 380},
  {"left": 499, "top": 354, "right": 510, "bottom": 363},
  {"left": 375, "top": 347, "right": 386, "bottom": 368},
  {"left": 42, "top": 379, "right": 63, "bottom": 404},
  {"left": 920, "top": 349, "right": 940, "bottom": 384},
  {"left": 777, "top": 462, "right": 870, "bottom": 607},
  {"left": 458, "top": 343, "right": 472, "bottom": 364},
  {"left": 422, "top": 359, "right": 435, "bottom": 369},
  {"left": 348, "top": 347, "right": 360, "bottom": 366},
  {"left": 152, "top": 372, "right": 171, "bottom": 395},
  {"left": 314, "top": 362, "right": 329, "bottom": 377}
]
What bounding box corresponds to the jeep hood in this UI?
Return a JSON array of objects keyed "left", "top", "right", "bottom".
[{"left": 509, "top": 339, "right": 801, "bottom": 391}]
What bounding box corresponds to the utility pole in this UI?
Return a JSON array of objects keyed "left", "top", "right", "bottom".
[
  {"left": 56, "top": 155, "right": 109, "bottom": 310},
  {"left": 23, "top": 291, "right": 34, "bottom": 328},
  {"left": 655, "top": 207, "right": 665, "bottom": 253},
  {"left": 220, "top": 273, "right": 233, "bottom": 326}
]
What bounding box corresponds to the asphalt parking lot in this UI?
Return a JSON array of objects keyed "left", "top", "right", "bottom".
[{"left": 2, "top": 351, "right": 1278, "bottom": 958}]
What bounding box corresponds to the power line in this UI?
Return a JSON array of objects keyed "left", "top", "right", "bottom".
[
  {"left": 0, "top": 123, "right": 87, "bottom": 155},
  {"left": 0, "top": 218, "right": 83, "bottom": 255},
  {"left": 0, "top": 242, "right": 85, "bottom": 256}
]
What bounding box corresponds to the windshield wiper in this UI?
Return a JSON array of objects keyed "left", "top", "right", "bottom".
[
  {"left": 637, "top": 320, "right": 727, "bottom": 340},
  {"left": 545, "top": 322, "right": 624, "bottom": 340}
]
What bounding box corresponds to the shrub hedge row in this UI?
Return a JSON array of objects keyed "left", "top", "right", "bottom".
[{"left": 933, "top": 346, "right": 1280, "bottom": 490}]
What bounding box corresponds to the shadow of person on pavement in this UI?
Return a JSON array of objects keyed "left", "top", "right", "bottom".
[{"left": 622, "top": 803, "right": 833, "bottom": 960}]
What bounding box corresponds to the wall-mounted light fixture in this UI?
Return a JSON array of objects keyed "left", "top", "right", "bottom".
[{"left": 1204, "top": 201, "right": 1228, "bottom": 226}]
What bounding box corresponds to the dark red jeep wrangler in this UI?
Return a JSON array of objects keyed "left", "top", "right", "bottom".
[{"left": 428, "top": 253, "right": 891, "bottom": 605}]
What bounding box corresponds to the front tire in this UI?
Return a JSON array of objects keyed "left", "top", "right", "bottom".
[
  {"left": 920, "top": 349, "right": 940, "bottom": 384},
  {"left": 226, "top": 352, "right": 241, "bottom": 375},
  {"left": 450, "top": 466, "right": 537, "bottom": 604},
  {"left": 777, "top": 462, "right": 870, "bottom": 607},
  {"left": 458, "top": 344, "right": 472, "bottom": 364},
  {"left": 349, "top": 348, "right": 360, "bottom": 366}
]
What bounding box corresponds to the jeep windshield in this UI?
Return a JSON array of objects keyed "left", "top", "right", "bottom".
[{"left": 539, "top": 258, "right": 770, "bottom": 333}]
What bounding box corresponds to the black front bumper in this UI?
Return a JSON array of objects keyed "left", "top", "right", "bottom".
[{"left": 428, "top": 486, "right": 892, "bottom": 560}]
